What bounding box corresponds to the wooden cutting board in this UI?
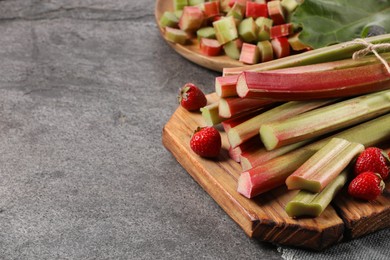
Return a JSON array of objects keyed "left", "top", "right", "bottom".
[{"left": 162, "top": 93, "right": 390, "bottom": 250}]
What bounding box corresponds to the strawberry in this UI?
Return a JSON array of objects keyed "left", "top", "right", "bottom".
[
  {"left": 348, "top": 172, "right": 385, "bottom": 201},
  {"left": 178, "top": 83, "right": 207, "bottom": 111},
  {"left": 354, "top": 147, "right": 390, "bottom": 180},
  {"left": 190, "top": 127, "right": 221, "bottom": 158}
]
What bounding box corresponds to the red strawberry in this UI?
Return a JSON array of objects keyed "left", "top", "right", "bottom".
[
  {"left": 348, "top": 172, "right": 385, "bottom": 201},
  {"left": 354, "top": 147, "right": 390, "bottom": 180},
  {"left": 190, "top": 127, "right": 221, "bottom": 158},
  {"left": 178, "top": 83, "right": 207, "bottom": 111}
]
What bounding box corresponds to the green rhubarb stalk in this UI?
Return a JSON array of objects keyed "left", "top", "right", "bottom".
[
  {"left": 160, "top": 12, "right": 180, "bottom": 28},
  {"left": 213, "top": 16, "right": 239, "bottom": 44},
  {"left": 260, "top": 90, "right": 390, "bottom": 150},
  {"left": 223, "top": 33, "right": 390, "bottom": 76},
  {"left": 237, "top": 113, "right": 390, "bottom": 199},
  {"left": 285, "top": 170, "right": 348, "bottom": 218},
  {"left": 227, "top": 99, "right": 335, "bottom": 148},
  {"left": 285, "top": 138, "right": 364, "bottom": 193},
  {"left": 200, "top": 102, "right": 224, "bottom": 126}
]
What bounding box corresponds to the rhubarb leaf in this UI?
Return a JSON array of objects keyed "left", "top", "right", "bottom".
[{"left": 291, "top": 0, "right": 390, "bottom": 49}]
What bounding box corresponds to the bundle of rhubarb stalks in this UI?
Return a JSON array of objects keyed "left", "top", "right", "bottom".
[{"left": 192, "top": 33, "right": 390, "bottom": 218}]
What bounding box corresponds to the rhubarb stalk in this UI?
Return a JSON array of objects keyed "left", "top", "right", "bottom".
[{"left": 260, "top": 90, "right": 390, "bottom": 150}]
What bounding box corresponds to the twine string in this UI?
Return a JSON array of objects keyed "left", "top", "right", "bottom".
[{"left": 343, "top": 38, "right": 390, "bottom": 74}]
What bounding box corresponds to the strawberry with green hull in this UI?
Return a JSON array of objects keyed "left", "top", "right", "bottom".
[
  {"left": 190, "top": 127, "right": 222, "bottom": 158},
  {"left": 236, "top": 63, "right": 390, "bottom": 101},
  {"left": 348, "top": 172, "right": 385, "bottom": 201},
  {"left": 354, "top": 147, "right": 390, "bottom": 180},
  {"left": 178, "top": 83, "right": 207, "bottom": 111},
  {"left": 237, "top": 113, "right": 390, "bottom": 199}
]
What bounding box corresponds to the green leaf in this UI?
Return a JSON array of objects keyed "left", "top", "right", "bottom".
[{"left": 291, "top": 0, "right": 390, "bottom": 49}]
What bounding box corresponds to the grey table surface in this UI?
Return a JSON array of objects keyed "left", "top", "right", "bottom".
[{"left": 1, "top": 1, "right": 389, "bottom": 260}]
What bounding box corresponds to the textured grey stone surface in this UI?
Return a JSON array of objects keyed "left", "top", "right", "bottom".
[{"left": 0, "top": 1, "right": 282, "bottom": 259}]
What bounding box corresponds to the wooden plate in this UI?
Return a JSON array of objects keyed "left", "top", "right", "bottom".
[
  {"left": 162, "top": 93, "right": 390, "bottom": 250},
  {"left": 155, "top": 0, "right": 246, "bottom": 72}
]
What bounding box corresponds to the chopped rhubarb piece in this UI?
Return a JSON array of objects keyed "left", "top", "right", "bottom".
[
  {"left": 240, "top": 140, "right": 309, "bottom": 171},
  {"left": 286, "top": 171, "right": 348, "bottom": 218},
  {"left": 267, "top": 0, "right": 286, "bottom": 25},
  {"left": 218, "top": 97, "right": 272, "bottom": 118},
  {"left": 288, "top": 32, "right": 310, "bottom": 51},
  {"left": 228, "top": 0, "right": 249, "bottom": 9},
  {"left": 201, "top": 102, "right": 225, "bottom": 126},
  {"left": 281, "top": 0, "right": 299, "bottom": 16},
  {"left": 239, "top": 43, "right": 260, "bottom": 64},
  {"left": 174, "top": 0, "right": 189, "bottom": 11},
  {"left": 260, "top": 90, "right": 390, "bottom": 150},
  {"left": 189, "top": 0, "right": 204, "bottom": 6},
  {"left": 257, "top": 40, "right": 274, "bottom": 62},
  {"left": 179, "top": 6, "right": 205, "bottom": 32},
  {"left": 271, "top": 37, "right": 290, "bottom": 59},
  {"left": 237, "top": 114, "right": 390, "bottom": 198},
  {"left": 160, "top": 11, "right": 180, "bottom": 28},
  {"left": 204, "top": 1, "right": 220, "bottom": 19},
  {"left": 223, "top": 39, "right": 243, "bottom": 60},
  {"left": 245, "top": 2, "right": 268, "bottom": 19},
  {"left": 236, "top": 62, "right": 390, "bottom": 100},
  {"left": 227, "top": 2, "right": 245, "bottom": 20},
  {"left": 197, "top": 27, "right": 216, "bottom": 41},
  {"left": 238, "top": 17, "right": 259, "bottom": 43},
  {"left": 213, "top": 16, "right": 239, "bottom": 44},
  {"left": 227, "top": 99, "right": 334, "bottom": 148},
  {"left": 165, "top": 27, "right": 189, "bottom": 45},
  {"left": 200, "top": 38, "right": 222, "bottom": 56},
  {"left": 220, "top": 0, "right": 231, "bottom": 13},
  {"left": 286, "top": 138, "right": 364, "bottom": 193},
  {"left": 215, "top": 75, "right": 239, "bottom": 98},
  {"left": 255, "top": 17, "right": 273, "bottom": 41},
  {"left": 270, "top": 23, "right": 293, "bottom": 39}
]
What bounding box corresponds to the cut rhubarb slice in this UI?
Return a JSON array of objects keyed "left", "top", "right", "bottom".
[
  {"left": 200, "top": 38, "right": 222, "bottom": 56},
  {"left": 229, "top": 136, "right": 263, "bottom": 162},
  {"left": 285, "top": 170, "right": 348, "bottom": 218},
  {"left": 237, "top": 113, "right": 390, "bottom": 198},
  {"left": 285, "top": 138, "right": 364, "bottom": 193},
  {"left": 165, "top": 27, "right": 189, "bottom": 45},
  {"left": 213, "top": 16, "right": 239, "bottom": 44},
  {"left": 203, "top": 1, "right": 220, "bottom": 19},
  {"left": 270, "top": 23, "right": 293, "bottom": 39},
  {"left": 174, "top": 0, "right": 189, "bottom": 11},
  {"left": 257, "top": 40, "right": 274, "bottom": 62},
  {"left": 267, "top": 0, "right": 286, "bottom": 25},
  {"left": 160, "top": 11, "right": 180, "bottom": 28},
  {"left": 271, "top": 37, "right": 290, "bottom": 59},
  {"left": 260, "top": 90, "right": 390, "bottom": 150},
  {"left": 239, "top": 43, "right": 260, "bottom": 64},
  {"left": 196, "top": 27, "right": 216, "bottom": 41},
  {"left": 179, "top": 6, "right": 205, "bottom": 32},
  {"left": 246, "top": 2, "right": 268, "bottom": 19},
  {"left": 223, "top": 39, "right": 243, "bottom": 60},
  {"left": 238, "top": 17, "right": 259, "bottom": 43}
]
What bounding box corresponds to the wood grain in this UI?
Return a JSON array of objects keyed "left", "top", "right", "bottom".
[
  {"left": 162, "top": 93, "right": 390, "bottom": 250},
  {"left": 155, "top": 0, "right": 247, "bottom": 72}
]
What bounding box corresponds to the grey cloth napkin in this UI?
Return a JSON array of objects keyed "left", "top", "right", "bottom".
[{"left": 277, "top": 228, "right": 390, "bottom": 260}]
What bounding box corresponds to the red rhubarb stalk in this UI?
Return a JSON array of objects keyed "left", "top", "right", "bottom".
[
  {"left": 219, "top": 97, "right": 272, "bottom": 118},
  {"left": 236, "top": 63, "right": 390, "bottom": 100}
]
